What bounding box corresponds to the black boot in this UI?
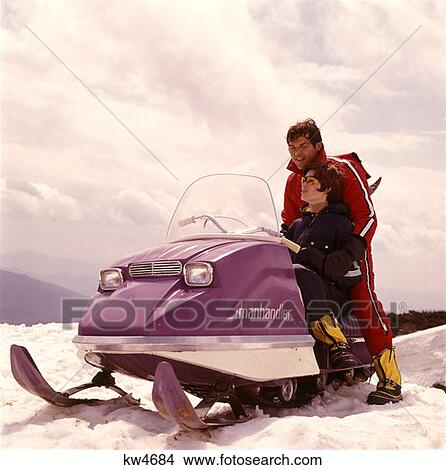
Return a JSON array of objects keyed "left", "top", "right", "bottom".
[
  {"left": 329, "top": 342, "right": 359, "bottom": 369},
  {"left": 367, "top": 381, "right": 402, "bottom": 405},
  {"left": 311, "top": 314, "right": 358, "bottom": 369}
]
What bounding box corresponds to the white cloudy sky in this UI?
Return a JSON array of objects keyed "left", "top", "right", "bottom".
[{"left": 1, "top": 0, "right": 445, "bottom": 309}]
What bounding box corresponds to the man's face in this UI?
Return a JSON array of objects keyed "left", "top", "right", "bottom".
[{"left": 287, "top": 136, "right": 321, "bottom": 171}]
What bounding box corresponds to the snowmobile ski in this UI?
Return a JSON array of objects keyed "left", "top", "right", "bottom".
[
  {"left": 152, "top": 361, "right": 251, "bottom": 430},
  {"left": 10, "top": 344, "right": 139, "bottom": 407}
]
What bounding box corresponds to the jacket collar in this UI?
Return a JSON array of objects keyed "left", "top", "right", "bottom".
[
  {"left": 286, "top": 143, "right": 328, "bottom": 174},
  {"left": 302, "top": 201, "right": 349, "bottom": 217}
]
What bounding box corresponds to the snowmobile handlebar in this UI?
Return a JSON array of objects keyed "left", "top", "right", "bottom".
[
  {"left": 178, "top": 216, "right": 197, "bottom": 227},
  {"left": 177, "top": 215, "right": 228, "bottom": 233},
  {"left": 280, "top": 237, "right": 301, "bottom": 253}
]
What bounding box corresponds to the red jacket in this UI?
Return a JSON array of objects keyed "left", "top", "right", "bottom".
[{"left": 281, "top": 144, "right": 377, "bottom": 245}]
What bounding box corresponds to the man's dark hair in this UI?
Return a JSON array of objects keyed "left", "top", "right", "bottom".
[
  {"left": 286, "top": 118, "right": 322, "bottom": 145},
  {"left": 306, "top": 162, "right": 344, "bottom": 203}
]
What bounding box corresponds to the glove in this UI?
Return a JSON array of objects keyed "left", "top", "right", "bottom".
[
  {"left": 323, "top": 251, "right": 352, "bottom": 281},
  {"left": 280, "top": 223, "right": 290, "bottom": 238},
  {"left": 293, "top": 247, "right": 325, "bottom": 273},
  {"left": 343, "top": 235, "right": 366, "bottom": 260},
  {"left": 323, "top": 236, "right": 366, "bottom": 281}
]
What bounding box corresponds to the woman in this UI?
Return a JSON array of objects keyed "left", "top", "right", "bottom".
[{"left": 286, "top": 162, "right": 366, "bottom": 369}]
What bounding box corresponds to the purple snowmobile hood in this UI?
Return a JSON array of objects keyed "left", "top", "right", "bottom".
[{"left": 78, "top": 238, "right": 308, "bottom": 337}]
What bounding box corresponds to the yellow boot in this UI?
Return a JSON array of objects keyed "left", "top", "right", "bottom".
[
  {"left": 311, "top": 314, "right": 358, "bottom": 369},
  {"left": 367, "top": 348, "right": 403, "bottom": 405}
]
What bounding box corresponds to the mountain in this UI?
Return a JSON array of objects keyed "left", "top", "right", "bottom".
[
  {"left": 0, "top": 250, "right": 101, "bottom": 297},
  {"left": 0, "top": 270, "right": 87, "bottom": 325},
  {"left": 389, "top": 310, "right": 446, "bottom": 336}
]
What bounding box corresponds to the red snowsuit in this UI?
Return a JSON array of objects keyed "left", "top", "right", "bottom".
[{"left": 282, "top": 144, "right": 392, "bottom": 356}]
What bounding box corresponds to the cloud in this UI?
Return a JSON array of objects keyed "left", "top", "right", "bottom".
[
  {"left": 1, "top": 0, "right": 445, "bottom": 307},
  {"left": 0, "top": 179, "right": 82, "bottom": 220},
  {"left": 106, "top": 188, "right": 175, "bottom": 226},
  {"left": 0, "top": 178, "right": 177, "bottom": 227},
  {"left": 372, "top": 166, "right": 446, "bottom": 256},
  {"left": 250, "top": 0, "right": 445, "bottom": 133},
  {"left": 328, "top": 130, "right": 446, "bottom": 171}
]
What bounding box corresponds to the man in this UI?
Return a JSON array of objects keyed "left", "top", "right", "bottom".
[{"left": 282, "top": 118, "right": 402, "bottom": 405}]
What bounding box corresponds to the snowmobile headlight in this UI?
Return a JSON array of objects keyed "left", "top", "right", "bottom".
[
  {"left": 99, "top": 268, "right": 124, "bottom": 291},
  {"left": 183, "top": 262, "right": 213, "bottom": 287}
]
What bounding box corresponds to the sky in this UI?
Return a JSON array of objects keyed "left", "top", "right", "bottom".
[{"left": 1, "top": 0, "right": 445, "bottom": 309}]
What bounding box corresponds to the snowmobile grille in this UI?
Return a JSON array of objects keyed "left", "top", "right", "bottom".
[{"left": 129, "top": 261, "right": 183, "bottom": 278}]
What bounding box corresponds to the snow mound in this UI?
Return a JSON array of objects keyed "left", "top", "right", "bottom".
[
  {"left": 1, "top": 323, "right": 445, "bottom": 449},
  {"left": 394, "top": 325, "right": 445, "bottom": 387}
]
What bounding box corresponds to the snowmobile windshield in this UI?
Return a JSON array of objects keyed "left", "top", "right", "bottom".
[{"left": 166, "top": 174, "right": 280, "bottom": 242}]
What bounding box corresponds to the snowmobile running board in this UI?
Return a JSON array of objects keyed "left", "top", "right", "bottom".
[
  {"left": 152, "top": 361, "right": 252, "bottom": 430},
  {"left": 10, "top": 345, "right": 139, "bottom": 407}
]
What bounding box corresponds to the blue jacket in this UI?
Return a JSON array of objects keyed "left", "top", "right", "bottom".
[{"left": 287, "top": 202, "right": 365, "bottom": 290}]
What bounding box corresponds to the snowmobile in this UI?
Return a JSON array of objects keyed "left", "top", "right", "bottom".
[{"left": 10, "top": 174, "right": 374, "bottom": 430}]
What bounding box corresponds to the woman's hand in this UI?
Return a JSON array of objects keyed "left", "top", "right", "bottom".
[
  {"left": 323, "top": 236, "right": 366, "bottom": 281},
  {"left": 293, "top": 247, "right": 325, "bottom": 273}
]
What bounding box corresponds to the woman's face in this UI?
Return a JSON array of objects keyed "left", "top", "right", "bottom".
[{"left": 301, "top": 170, "right": 329, "bottom": 205}]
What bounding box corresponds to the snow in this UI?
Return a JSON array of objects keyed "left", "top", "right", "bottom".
[{"left": 1, "top": 323, "right": 445, "bottom": 449}]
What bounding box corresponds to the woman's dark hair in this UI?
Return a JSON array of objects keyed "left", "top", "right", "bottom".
[
  {"left": 286, "top": 118, "right": 322, "bottom": 145},
  {"left": 306, "top": 162, "right": 344, "bottom": 203}
]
